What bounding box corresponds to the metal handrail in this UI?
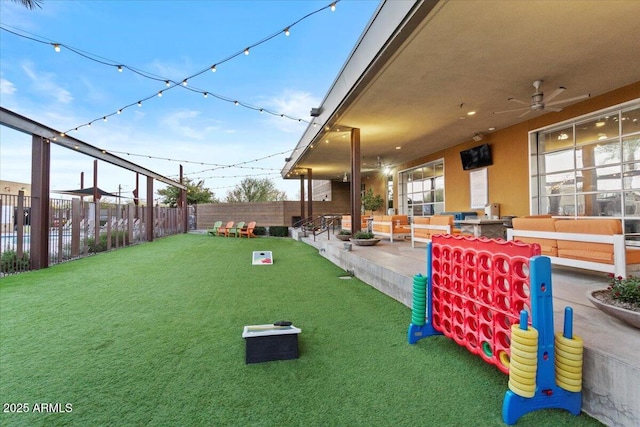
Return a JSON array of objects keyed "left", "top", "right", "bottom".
[{"left": 293, "top": 214, "right": 343, "bottom": 241}]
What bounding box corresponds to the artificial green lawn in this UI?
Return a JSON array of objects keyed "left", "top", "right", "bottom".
[{"left": 0, "top": 234, "right": 601, "bottom": 426}]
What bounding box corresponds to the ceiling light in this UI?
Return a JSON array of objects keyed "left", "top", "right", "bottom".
[
  {"left": 396, "top": 146, "right": 401, "bottom": 150},
  {"left": 488, "top": 127, "right": 496, "bottom": 131},
  {"left": 596, "top": 121, "right": 605, "bottom": 127},
  {"left": 467, "top": 111, "right": 476, "bottom": 116},
  {"left": 343, "top": 172, "right": 348, "bottom": 182},
  {"left": 598, "top": 133, "right": 607, "bottom": 140}
]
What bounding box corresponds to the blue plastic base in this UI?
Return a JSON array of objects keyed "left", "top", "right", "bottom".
[
  {"left": 502, "top": 384, "right": 582, "bottom": 424},
  {"left": 407, "top": 322, "right": 442, "bottom": 344}
]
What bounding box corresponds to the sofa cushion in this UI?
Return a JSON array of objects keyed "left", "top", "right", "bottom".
[
  {"left": 555, "top": 219, "right": 622, "bottom": 264},
  {"left": 511, "top": 217, "right": 558, "bottom": 256}
]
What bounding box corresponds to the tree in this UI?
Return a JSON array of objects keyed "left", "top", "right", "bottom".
[
  {"left": 226, "top": 177, "right": 288, "bottom": 202},
  {"left": 157, "top": 179, "right": 217, "bottom": 207},
  {"left": 362, "top": 188, "right": 384, "bottom": 215},
  {"left": 11, "top": 0, "right": 43, "bottom": 9}
]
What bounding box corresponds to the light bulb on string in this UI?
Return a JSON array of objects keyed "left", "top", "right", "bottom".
[
  {"left": 210, "top": 65, "right": 216, "bottom": 72},
  {"left": 182, "top": 79, "right": 188, "bottom": 86},
  {"left": 103, "top": 117, "right": 107, "bottom": 122},
  {"left": 137, "top": 101, "right": 142, "bottom": 107},
  {"left": 117, "top": 65, "right": 123, "bottom": 72},
  {"left": 330, "top": 2, "right": 336, "bottom": 11},
  {"left": 244, "top": 48, "right": 250, "bottom": 55},
  {"left": 53, "top": 43, "right": 60, "bottom": 52},
  {"left": 234, "top": 101, "right": 239, "bottom": 106},
  {"left": 117, "top": 109, "right": 122, "bottom": 114},
  {"left": 284, "top": 27, "right": 290, "bottom": 36},
  {"left": 165, "top": 80, "right": 170, "bottom": 87},
  {"left": 158, "top": 91, "right": 163, "bottom": 97},
  {"left": 203, "top": 92, "right": 208, "bottom": 98}
]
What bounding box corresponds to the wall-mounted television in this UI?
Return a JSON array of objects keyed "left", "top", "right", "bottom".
[{"left": 460, "top": 143, "right": 492, "bottom": 170}]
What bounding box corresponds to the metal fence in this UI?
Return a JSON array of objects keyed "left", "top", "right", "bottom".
[{"left": 1, "top": 193, "right": 185, "bottom": 275}]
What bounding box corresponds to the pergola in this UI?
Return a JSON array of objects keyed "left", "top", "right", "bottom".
[{"left": 0, "top": 106, "right": 188, "bottom": 269}]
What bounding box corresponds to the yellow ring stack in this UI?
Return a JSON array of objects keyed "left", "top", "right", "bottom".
[
  {"left": 508, "top": 324, "right": 538, "bottom": 398},
  {"left": 554, "top": 332, "right": 584, "bottom": 392}
]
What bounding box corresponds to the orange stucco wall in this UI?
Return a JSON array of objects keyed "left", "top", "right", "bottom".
[{"left": 396, "top": 81, "right": 640, "bottom": 217}]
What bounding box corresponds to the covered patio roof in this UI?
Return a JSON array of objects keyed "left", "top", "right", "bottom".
[{"left": 282, "top": 0, "right": 640, "bottom": 180}]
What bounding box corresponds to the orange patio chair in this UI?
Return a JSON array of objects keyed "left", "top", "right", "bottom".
[
  {"left": 239, "top": 221, "right": 257, "bottom": 238},
  {"left": 217, "top": 221, "right": 233, "bottom": 236}
]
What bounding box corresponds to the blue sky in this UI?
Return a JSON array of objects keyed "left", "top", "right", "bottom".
[{"left": 0, "top": 0, "right": 379, "bottom": 202}]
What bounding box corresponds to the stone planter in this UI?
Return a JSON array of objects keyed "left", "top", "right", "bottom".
[
  {"left": 335, "top": 233, "right": 352, "bottom": 241},
  {"left": 586, "top": 289, "right": 640, "bottom": 329},
  {"left": 350, "top": 238, "right": 381, "bottom": 246}
]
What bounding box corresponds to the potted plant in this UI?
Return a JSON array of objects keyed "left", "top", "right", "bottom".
[
  {"left": 335, "top": 230, "right": 352, "bottom": 241},
  {"left": 586, "top": 273, "right": 640, "bottom": 329},
  {"left": 362, "top": 188, "right": 384, "bottom": 232},
  {"left": 350, "top": 231, "right": 381, "bottom": 246}
]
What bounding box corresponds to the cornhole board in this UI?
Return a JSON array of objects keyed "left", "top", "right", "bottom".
[
  {"left": 252, "top": 251, "right": 273, "bottom": 265},
  {"left": 242, "top": 324, "right": 301, "bottom": 364}
]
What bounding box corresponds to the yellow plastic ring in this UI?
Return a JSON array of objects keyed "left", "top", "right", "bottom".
[
  {"left": 555, "top": 356, "right": 583, "bottom": 370},
  {"left": 509, "top": 363, "right": 537, "bottom": 379},
  {"left": 509, "top": 369, "right": 535, "bottom": 386},
  {"left": 556, "top": 373, "right": 582, "bottom": 386},
  {"left": 555, "top": 333, "right": 584, "bottom": 349},
  {"left": 508, "top": 380, "right": 535, "bottom": 398},
  {"left": 510, "top": 339, "right": 538, "bottom": 353},
  {"left": 511, "top": 325, "right": 538, "bottom": 340},
  {"left": 511, "top": 334, "right": 538, "bottom": 347},
  {"left": 510, "top": 352, "right": 538, "bottom": 366},
  {"left": 556, "top": 380, "right": 581, "bottom": 393},
  {"left": 554, "top": 341, "right": 584, "bottom": 355},
  {"left": 555, "top": 359, "right": 583, "bottom": 374},
  {"left": 498, "top": 351, "right": 511, "bottom": 368},
  {"left": 555, "top": 346, "right": 583, "bottom": 361}
]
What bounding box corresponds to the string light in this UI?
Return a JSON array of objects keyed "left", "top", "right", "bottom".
[
  {"left": 331, "top": 2, "right": 336, "bottom": 11},
  {"left": 103, "top": 116, "right": 107, "bottom": 122},
  {"left": 2, "top": 1, "right": 340, "bottom": 134},
  {"left": 158, "top": 91, "right": 163, "bottom": 97},
  {"left": 203, "top": 92, "right": 208, "bottom": 98}
]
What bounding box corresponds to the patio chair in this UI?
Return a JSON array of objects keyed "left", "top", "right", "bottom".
[
  {"left": 207, "top": 221, "right": 222, "bottom": 236},
  {"left": 227, "top": 221, "right": 245, "bottom": 237},
  {"left": 239, "top": 221, "right": 257, "bottom": 238},
  {"left": 217, "top": 221, "right": 233, "bottom": 236}
]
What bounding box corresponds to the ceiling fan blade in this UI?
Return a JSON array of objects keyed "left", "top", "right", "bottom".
[
  {"left": 544, "top": 87, "right": 566, "bottom": 103},
  {"left": 518, "top": 109, "right": 532, "bottom": 118},
  {"left": 545, "top": 107, "right": 563, "bottom": 112},
  {"left": 546, "top": 93, "right": 591, "bottom": 106},
  {"left": 492, "top": 106, "right": 530, "bottom": 115},
  {"left": 507, "top": 97, "right": 529, "bottom": 106}
]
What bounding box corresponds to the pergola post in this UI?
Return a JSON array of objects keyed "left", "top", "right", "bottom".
[
  {"left": 30, "top": 135, "right": 50, "bottom": 270},
  {"left": 350, "top": 128, "right": 361, "bottom": 234},
  {"left": 307, "top": 168, "right": 313, "bottom": 220},
  {"left": 299, "top": 175, "right": 305, "bottom": 223},
  {"left": 146, "top": 176, "right": 154, "bottom": 242}
]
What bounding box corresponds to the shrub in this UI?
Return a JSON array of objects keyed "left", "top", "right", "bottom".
[
  {"left": 253, "top": 226, "right": 267, "bottom": 236},
  {"left": 353, "top": 231, "right": 375, "bottom": 239},
  {"left": 268, "top": 226, "right": 289, "bottom": 237},
  {"left": 338, "top": 230, "right": 352, "bottom": 235},
  {"left": 1, "top": 250, "right": 30, "bottom": 273},
  {"left": 87, "top": 231, "right": 128, "bottom": 253},
  {"left": 607, "top": 274, "right": 640, "bottom": 307}
]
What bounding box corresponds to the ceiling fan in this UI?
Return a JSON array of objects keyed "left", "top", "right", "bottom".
[{"left": 493, "top": 80, "right": 590, "bottom": 118}]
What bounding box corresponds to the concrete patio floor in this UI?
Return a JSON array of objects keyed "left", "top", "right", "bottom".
[{"left": 295, "top": 230, "right": 639, "bottom": 427}]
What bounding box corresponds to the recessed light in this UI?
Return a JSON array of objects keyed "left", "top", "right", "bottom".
[
  {"left": 488, "top": 127, "right": 495, "bottom": 131},
  {"left": 467, "top": 111, "right": 476, "bottom": 116},
  {"left": 395, "top": 146, "right": 401, "bottom": 150}
]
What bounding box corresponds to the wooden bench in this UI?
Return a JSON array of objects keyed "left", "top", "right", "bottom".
[
  {"left": 371, "top": 215, "right": 410, "bottom": 243},
  {"left": 410, "top": 215, "right": 455, "bottom": 247},
  {"left": 507, "top": 217, "right": 640, "bottom": 277}
]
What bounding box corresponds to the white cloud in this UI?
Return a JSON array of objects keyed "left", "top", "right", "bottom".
[
  {"left": 21, "top": 62, "right": 73, "bottom": 104},
  {"left": 160, "top": 109, "right": 221, "bottom": 140},
  {"left": 0, "top": 78, "right": 17, "bottom": 95},
  {"left": 264, "top": 90, "right": 320, "bottom": 133}
]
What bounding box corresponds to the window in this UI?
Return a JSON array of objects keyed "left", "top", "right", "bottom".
[
  {"left": 399, "top": 159, "right": 444, "bottom": 218},
  {"left": 531, "top": 102, "right": 640, "bottom": 235}
]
